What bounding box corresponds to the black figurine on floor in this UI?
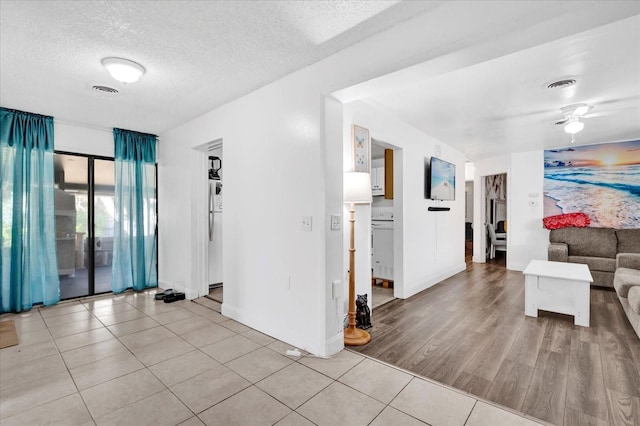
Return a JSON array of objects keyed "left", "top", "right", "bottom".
[{"left": 356, "top": 294, "right": 372, "bottom": 329}]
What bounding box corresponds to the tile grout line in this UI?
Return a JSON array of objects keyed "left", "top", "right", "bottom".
[
  {"left": 463, "top": 400, "right": 479, "bottom": 425},
  {"left": 0, "top": 308, "right": 86, "bottom": 423},
  {"left": 42, "top": 305, "right": 99, "bottom": 425},
  {"left": 66, "top": 299, "right": 139, "bottom": 425},
  {"left": 94, "top": 298, "right": 283, "bottom": 422},
  {"left": 348, "top": 346, "right": 549, "bottom": 425},
  {"left": 85, "top": 297, "right": 201, "bottom": 423}
]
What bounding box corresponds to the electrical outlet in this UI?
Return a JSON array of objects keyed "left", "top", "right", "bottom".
[
  {"left": 330, "top": 214, "right": 341, "bottom": 230},
  {"left": 332, "top": 280, "right": 341, "bottom": 299},
  {"left": 301, "top": 216, "right": 312, "bottom": 231}
]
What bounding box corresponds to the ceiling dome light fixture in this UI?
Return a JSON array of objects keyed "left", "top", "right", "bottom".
[
  {"left": 102, "top": 57, "right": 145, "bottom": 83},
  {"left": 564, "top": 117, "right": 585, "bottom": 134}
]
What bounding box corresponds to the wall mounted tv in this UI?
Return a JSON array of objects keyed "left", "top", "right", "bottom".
[{"left": 426, "top": 156, "right": 456, "bottom": 201}]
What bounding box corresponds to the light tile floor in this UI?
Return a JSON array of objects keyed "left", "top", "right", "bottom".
[{"left": 0, "top": 290, "right": 547, "bottom": 425}]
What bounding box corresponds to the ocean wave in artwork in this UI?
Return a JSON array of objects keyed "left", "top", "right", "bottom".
[{"left": 544, "top": 164, "right": 640, "bottom": 228}]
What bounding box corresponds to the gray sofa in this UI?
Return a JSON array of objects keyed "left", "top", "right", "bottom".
[
  {"left": 548, "top": 228, "right": 640, "bottom": 288},
  {"left": 548, "top": 227, "right": 640, "bottom": 338},
  {"left": 614, "top": 260, "right": 640, "bottom": 338}
]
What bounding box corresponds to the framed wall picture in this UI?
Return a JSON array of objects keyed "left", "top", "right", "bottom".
[{"left": 352, "top": 124, "right": 370, "bottom": 173}]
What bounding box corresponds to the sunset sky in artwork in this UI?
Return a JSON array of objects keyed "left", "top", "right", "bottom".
[{"left": 544, "top": 140, "right": 640, "bottom": 167}]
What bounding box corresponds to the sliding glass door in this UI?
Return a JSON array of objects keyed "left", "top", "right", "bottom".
[
  {"left": 54, "top": 153, "right": 115, "bottom": 299},
  {"left": 93, "top": 159, "right": 115, "bottom": 294}
]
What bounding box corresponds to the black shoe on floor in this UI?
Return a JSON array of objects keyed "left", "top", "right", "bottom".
[
  {"left": 155, "top": 289, "right": 174, "bottom": 300},
  {"left": 164, "top": 292, "right": 185, "bottom": 303}
]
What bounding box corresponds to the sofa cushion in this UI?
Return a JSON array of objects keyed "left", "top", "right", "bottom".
[
  {"left": 629, "top": 286, "right": 640, "bottom": 315},
  {"left": 614, "top": 267, "right": 640, "bottom": 298},
  {"left": 568, "top": 256, "right": 616, "bottom": 273},
  {"left": 548, "top": 243, "right": 568, "bottom": 262},
  {"left": 616, "top": 229, "right": 640, "bottom": 254},
  {"left": 550, "top": 227, "right": 617, "bottom": 258},
  {"left": 617, "top": 253, "right": 640, "bottom": 270}
]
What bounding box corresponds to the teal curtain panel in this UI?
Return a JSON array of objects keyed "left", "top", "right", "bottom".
[
  {"left": 0, "top": 107, "right": 60, "bottom": 313},
  {"left": 112, "top": 128, "right": 158, "bottom": 293}
]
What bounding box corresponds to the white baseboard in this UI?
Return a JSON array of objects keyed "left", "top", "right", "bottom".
[{"left": 324, "top": 332, "right": 344, "bottom": 358}]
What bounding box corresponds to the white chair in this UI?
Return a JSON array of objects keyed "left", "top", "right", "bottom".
[{"left": 487, "top": 223, "right": 507, "bottom": 259}]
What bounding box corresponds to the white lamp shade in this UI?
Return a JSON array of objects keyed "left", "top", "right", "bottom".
[
  {"left": 102, "top": 57, "right": 145, "bottom": 83},
  {"left": 344, "top": 172, "right": 372, "bottom": 204}
]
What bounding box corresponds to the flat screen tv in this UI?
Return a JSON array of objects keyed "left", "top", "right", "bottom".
[{"left": 426, "top": 156, "right": 456, "bottom": 201}]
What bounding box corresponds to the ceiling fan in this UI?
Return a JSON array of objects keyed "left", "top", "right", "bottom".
[
  {"left": 553, "top": 103, "right": 598, "bottom": 140},
  {"left": 553, "top": 103, "right": 593, "bottom": 127}
]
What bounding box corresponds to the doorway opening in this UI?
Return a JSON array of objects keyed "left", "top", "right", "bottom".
[
  {"left": 370, "top": 138, "right": 398, "bottom": 309},
  {"left": 465, "top": 179, "right": 474, "bottom": 263},
  {"left": 484, "top": 173, "right": 507, "bottom": 267},
  {"left": 191, "top": 140, "right": 224, "bottom": 303}
]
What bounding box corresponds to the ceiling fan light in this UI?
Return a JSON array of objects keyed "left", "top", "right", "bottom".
[
  {"left": 564, "top": 119, "right": 584, "bottom": 134},
  {"left": 102, "top": 57, "right": 145, "bottom": 83}
]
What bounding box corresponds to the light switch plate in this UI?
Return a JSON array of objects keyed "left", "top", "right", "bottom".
[
  {"left": 330, "top": 214, "right": 341, "bottom": 230},
  {"left": 301, "top": 216, "right": 312, "bottom": 231}
]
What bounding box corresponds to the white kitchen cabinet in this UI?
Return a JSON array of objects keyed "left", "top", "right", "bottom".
[{"left": 372, "top": 226, "right": 393, "bottom": 280}]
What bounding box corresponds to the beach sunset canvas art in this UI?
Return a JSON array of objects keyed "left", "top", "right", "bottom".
[{"left": 544, "top": 140, "right": 640, "bottom": 228}]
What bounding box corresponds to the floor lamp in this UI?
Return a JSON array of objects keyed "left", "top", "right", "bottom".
[{"left": 344, "top": 172, "right": 372, "bottom": 346}]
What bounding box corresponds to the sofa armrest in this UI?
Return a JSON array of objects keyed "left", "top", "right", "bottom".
[
  {"left": 617, "top": 253, "right": 640, "bottom": 270},
  {"left": 549, "top": 243, "right": 568, "bottom": 262}
]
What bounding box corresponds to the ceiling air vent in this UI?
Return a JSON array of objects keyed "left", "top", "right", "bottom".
[
  {"left": 92, "top": 85, "right": 119, "bottom": 94},
  {"left": 547, "top": 79, "right": 576, "bottom": 89}
]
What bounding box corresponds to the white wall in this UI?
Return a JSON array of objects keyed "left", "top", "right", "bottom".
[
  {"left": 508, "top": 151, "right": 549, "bottom": 270},
  {"left": 465, "top": 162, "right": 476, "bottom": 181},
  {"left": 344, "top": 101, "right": 466, "bottom": 302},
  {"left": 323, "top": 97, "right": 346, "bottom": 353},
  {"left": 472, "top": 151, "right": 549, "bottom": 270},
  {"left": 465, "top": 181, "right": 474, "bottom": 224},
  {"left": 159, "top": 71, "right": 332, "bottom": 356},
  {"left": 54, "top": 122, "right": 113, "bottom": 157}
]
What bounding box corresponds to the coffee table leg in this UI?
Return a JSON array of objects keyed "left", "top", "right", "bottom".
[
  {"left": 573, "top": 281, "right": 590, "bottom": 327},
  {"left": 524, "top": 275, "right": 538, "bottom": 318}
]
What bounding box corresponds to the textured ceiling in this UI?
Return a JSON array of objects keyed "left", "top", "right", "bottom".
[{"left": 0, "top": 0, "right": 437, "bottom": 134}]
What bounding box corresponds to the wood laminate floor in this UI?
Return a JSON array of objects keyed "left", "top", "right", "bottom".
[{"left": 353, "top": 259, "right": 640, "bottom": 426}]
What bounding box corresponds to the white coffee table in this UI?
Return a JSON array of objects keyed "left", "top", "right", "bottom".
[{"left": 523, "top": 260, "right": 593, "bottom": 327}]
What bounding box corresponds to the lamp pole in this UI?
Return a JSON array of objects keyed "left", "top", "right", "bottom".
[{"left": 344, "top": 202, "right": 371, "bottom": 346}]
